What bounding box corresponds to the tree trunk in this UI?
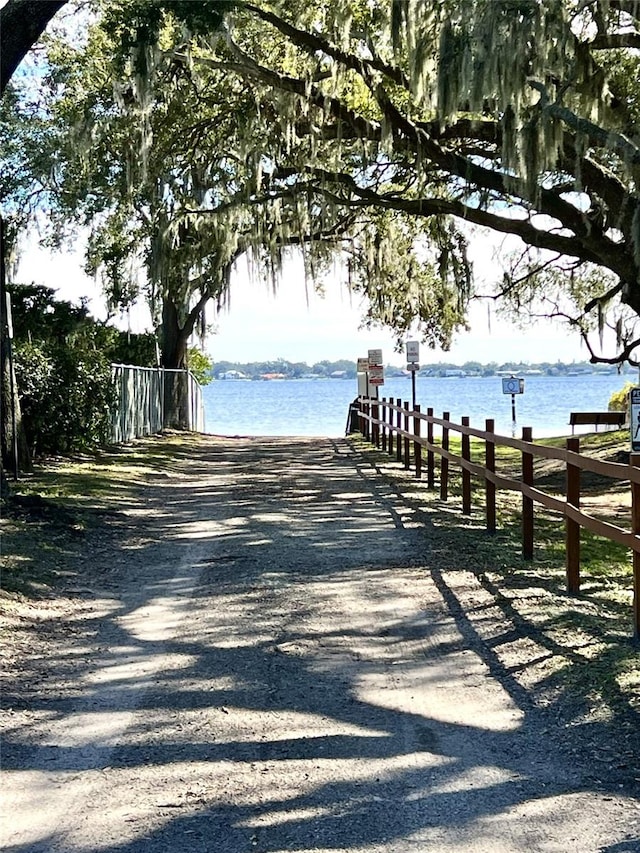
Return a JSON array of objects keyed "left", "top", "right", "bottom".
[
  {"left": 1, "top": 0, "right": 67, "bottom": 94},
  {"left": 160, "top": 298, "right": 191, "bottom": 429},
  {"left": 1, "top": 217, "right": 31, "bottom": 475}
]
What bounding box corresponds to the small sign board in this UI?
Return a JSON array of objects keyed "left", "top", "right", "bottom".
[
  {"left": 502, "top": 377, "right": 524, "bottom": 395},
  {"left": 369, "top": 366, "right": 385, "bottom": 386},
  {"left": 368, "top": 348, "right": 383, "bottom": 367},
  {"left": 630, "top": 387, "right": 640, "bottom": 451},
  {"left": 357, "top": 357, "right": 369, "bottom": 373},
  {"left": 406, "top": 340, "right": 420, "bottom": 363},
  {"left": 406, "top": 363, "right": 420, "bottom": 372}
]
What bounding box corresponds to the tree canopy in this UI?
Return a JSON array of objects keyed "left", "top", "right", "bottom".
[{"left": 3, "top": 0, "right": 640, "bottom": 365}]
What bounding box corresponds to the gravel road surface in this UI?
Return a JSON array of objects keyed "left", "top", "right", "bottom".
[{"left": 2, "top": 436, "right": 639, "bottom": 852}]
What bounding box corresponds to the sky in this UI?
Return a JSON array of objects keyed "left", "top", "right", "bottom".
[{"left": 13, "top": 232, "right": 595, "bottom": 367}]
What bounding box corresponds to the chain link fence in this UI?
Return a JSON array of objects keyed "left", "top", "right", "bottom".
[{"left": 111, "top": 364, "right": 205, "bottom": 443}]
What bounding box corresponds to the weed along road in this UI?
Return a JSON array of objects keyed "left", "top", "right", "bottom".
[{"left": 1, "top": 434, "right": 639, "bottom": 852}]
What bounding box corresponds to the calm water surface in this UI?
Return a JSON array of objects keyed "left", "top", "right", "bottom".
[{"left": 202, "top": 373, "right": 633, "bottom": 439}]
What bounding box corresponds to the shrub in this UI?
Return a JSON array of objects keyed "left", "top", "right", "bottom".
[{"left": 608, "top": 381, "right": 634, "bottom": 413}]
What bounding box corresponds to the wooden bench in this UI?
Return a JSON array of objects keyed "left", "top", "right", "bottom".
[{"left": 569, "top": 411, "right": 626, "bottom": 434}]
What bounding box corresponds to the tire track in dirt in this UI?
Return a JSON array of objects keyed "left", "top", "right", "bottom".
[{"left": 2, "top": 435, "right": 638, "bottom": 852}]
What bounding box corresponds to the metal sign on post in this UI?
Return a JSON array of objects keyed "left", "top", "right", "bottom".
[
  {"left": 502, "top": 376, "right": 524, "bottom": 436},
  {"left": 405, "top": 341, "right": 420, "bottom": 410},
  {"left": 356, "top": 357, "right": 370, "bottom": 397},
  {"left": 367, "top": 349, "right": 383, "bottom": 396},
  {"left": 368, "top": 348, "right": 383, "bottom": 367},
  {"left": 369, "top": 366, "right": 385, "bottom": 386},
  {"left": 630, "top": 387, "right": 640, "bottom": 451},
  {"left": 501, "top": 377, "right": 525, "bottom": 395},
  {"left": 406, "top": 340, "right": 420, "bottom": 363}
]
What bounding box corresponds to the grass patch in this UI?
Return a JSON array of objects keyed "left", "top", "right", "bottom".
[
  {"left": 1, "top": 432, "right": 202, "bottom": 600},
  {"left": 350, "top": 429, "right": 639, "bottom": 728}
]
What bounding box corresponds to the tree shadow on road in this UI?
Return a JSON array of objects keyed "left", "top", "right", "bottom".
[{"left": 2, "top": 435, "right": 639, "bottom": 852}]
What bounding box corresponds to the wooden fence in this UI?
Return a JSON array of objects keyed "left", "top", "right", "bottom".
[{"left": 356, "top": 395, "right": 640, "bottom": 638}]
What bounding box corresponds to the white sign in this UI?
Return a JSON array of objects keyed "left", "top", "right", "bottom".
[
  {"left": 502, "top": 377, "right": 524, "bottom": 395},
  {"left": 369, "top": 366, "right": 385, "bottom": 386},
  {"left": 368, "top": 348, "right": 383, "bottom": 367},
  {"left": 631, "top": 387, "right": 640, "bottom": 452},
  {"left": 406, "top": 363, "right": 420, "bottom": 372},
  {"left": 406, "top": 340, "right": 420, "bottom": 363},
  {"left": 357, "top": 357, "right": 369, "bottom": 373}
]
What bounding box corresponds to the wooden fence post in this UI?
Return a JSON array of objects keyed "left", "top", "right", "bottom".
[
  {"left": 414, "top": 404, "right": 422, "bottom": 479},
  {"left": 381, "top": 397, "right": 387, "bottom": 452},
  {"left": 403, "top": 401, "right": 411, "bottom": 470},
  {"left": 388, "top": 400, "right": 396, "bottom": 457},
  {"left": 440, "top": 412, "right": 450, "bottom": 501},
  {"left": 462, "top": 416, "right": 471, "bottom": 515},
  {"left": 566, "top": 436, "right": 581, "bottom": 594},
  {"left": 427, "top": 407, "right": 435, "bottom": 489},
  {"left": 372, "top": 400, "right": 380, "bottom": 448},
  {"left": 485, "top": 418, "right": 496, "bottom": 534},
  {"left": 522, "top": 426, "right": 534, "bottom": 560},
  {"left": 396, "top": 401, "right": 403, "bottom": 463},
  {"left": 631, "top": 454, "right": 640, "bottom": 639}
]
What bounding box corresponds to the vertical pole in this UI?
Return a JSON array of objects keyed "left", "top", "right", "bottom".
[
  {"left": 566, "top": 437, "right": 581, "bottom": 594},
  {"left": 414, "top": 404, "right": 422, "bottom": 479},
  {"left": 522, "top": 426, "right": 534, "bottom": 560},
  {"left": 403, "top": 401, "right": 410, "bottom": 470},
  {"left": 5, "top": 293, "right": 18, "bottom": 479},
  {"left": 440, "top": 411, "right": 450, "bottom": 501},
  {"left": 387, "top": 397, "right": 395, "bottom": 456},
  {"left": 511, "top": 393, "right": 516, "bottom": 434},
  {"left": 427, "top": 407, "right": 435, "bottom": 489},
  {"left": 631, "top": 454, "right": 640, "bottom": 639},
  {"left": 485, "top": 418, "right": 496, "bottom": 534},
  {"left": 396, "top": 402, "right": 402, "bottom": 463},
  {"left": 461, "top": 416, "right": 471, "bottom": 515},
  {"left": 411, "top": 370, "right": 416, "bottom": 410},
  {"left": 372, "top": 400, "right": 380, "bottom": 447},
  {"left": 381, "top": 397, "right": 387, "bottom": 451}
]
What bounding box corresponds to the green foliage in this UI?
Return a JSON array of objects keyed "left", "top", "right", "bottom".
[
  {"left": 608, "top": 381, "right": 634, "bottom": 413},
  {"left": 187, "top": 347, "right": 214, "bottom": 385},
  {"left": 15, "top": 338, "right": 114, "bottom": 456},
  {"left": 9, "top": 284, "right": 155, "bottom": 455}
]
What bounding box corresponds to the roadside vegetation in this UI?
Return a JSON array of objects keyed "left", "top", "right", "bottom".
[{"left": 350, "top": 428, "right": 639, "bottom": 732}]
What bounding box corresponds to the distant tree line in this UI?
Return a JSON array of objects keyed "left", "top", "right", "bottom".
[
  {"left": 214, "top": 359, "right": 358, "bottom": 380},
  {"left": 213, "top": 358, "right": 632, "bottom": 381}
]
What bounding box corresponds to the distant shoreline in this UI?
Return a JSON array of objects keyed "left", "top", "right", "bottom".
[{"left": 213, "top": 359, "right": 635, "bottom": 382}]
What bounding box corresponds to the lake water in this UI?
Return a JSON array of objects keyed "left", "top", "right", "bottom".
[{"left": 202, "top": 373, "right": 634, "bottom": 439}]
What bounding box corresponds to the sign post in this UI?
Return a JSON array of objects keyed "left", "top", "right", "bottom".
[
  {"left": 368, "top": 349, "right": 384, "bottom": 397},
  {"left": 405, "top": 341, "right": 420, "bottom": 409},
  {"left": 631, "top": 388, "right": 640, "bottom": 452},
  {"left": 356, "top": 357, "right": 370, "bottom": 398},
  {"left": 502, "top": 376, "right": 524, "bottom": 436}
]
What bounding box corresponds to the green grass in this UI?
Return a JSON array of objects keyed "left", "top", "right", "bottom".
[
  {"left": 351, "top": 429, "right": 639, "bottom": 726},
  {"left": 0, "top": 432, "right": 202, "bottom": 599}
]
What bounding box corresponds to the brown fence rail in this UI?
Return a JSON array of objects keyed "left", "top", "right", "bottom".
[{"left": 356, "top": 395, "right": 640, "bottom": 638}]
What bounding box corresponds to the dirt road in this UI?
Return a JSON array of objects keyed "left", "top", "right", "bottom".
[{"left": 2, "top": 436, "right": 639, "bottom": 852}]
